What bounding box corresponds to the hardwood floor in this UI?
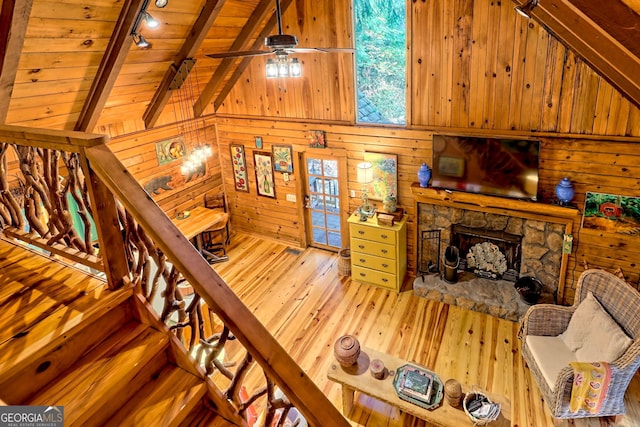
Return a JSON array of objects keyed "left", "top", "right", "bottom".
[{"left": 215, "top": 232, "right": 640, "bottom": 427}]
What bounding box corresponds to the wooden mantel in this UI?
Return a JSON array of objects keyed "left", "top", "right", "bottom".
[
  {"left": 410, "top": 184, "right": 582, "bottom": 304},
  {"left": 410, "top": 184, "right": 581, "bottom": 222}
]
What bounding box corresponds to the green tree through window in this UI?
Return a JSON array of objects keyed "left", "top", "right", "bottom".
[{"left": 355, "top": 0, "right": 406, "bottom": 124}]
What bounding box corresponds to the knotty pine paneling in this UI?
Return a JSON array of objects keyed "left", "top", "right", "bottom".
[
  {"left": 106, "top": 120, "right": 224, "bottom": 217},
  {"left": 214, "top": 0, "right": 640, "bottom": 137},
  {"left": 214, "top": 116, "right": 640, "bottom": 305}
]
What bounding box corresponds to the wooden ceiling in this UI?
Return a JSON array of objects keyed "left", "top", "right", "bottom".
[{"left": 0, "top": 0, "right": 638, "bottom": 134}]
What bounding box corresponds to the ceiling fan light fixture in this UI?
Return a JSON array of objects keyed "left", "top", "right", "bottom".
[
  {"left": 289, "top": 58, "right": 302, "bottom": 77},
  {"left": 514, "top": 0, "right": 539, "bottom": 18},
  {"left": 266, "top": 59, "right": 278, "bottom": 78},
  {"left": 277, "top": 61, "right": 289, "bottom": 78}
]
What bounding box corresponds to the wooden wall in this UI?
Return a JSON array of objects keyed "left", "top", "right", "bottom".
[
  {"left": 81, "top": 0, "right": 640, "bottom": 304},
  {"left": 102, "top": 117, "right": 224, "bottom": 217}
]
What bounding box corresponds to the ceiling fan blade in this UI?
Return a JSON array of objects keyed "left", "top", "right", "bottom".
[
  {"left": 205, "top": 50, "right": 271, "bottom": 59},
  {"left": 288, "top": 47, "right": 355, "bottom": 54}
]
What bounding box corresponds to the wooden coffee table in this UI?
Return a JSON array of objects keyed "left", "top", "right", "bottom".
[{"left": 327, "top": 347, "right": 511, "bottom": 426}]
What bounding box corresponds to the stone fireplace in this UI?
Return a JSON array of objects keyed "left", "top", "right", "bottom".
[{"left": 410, "top": 185, "right": 579, "bottom": 321}]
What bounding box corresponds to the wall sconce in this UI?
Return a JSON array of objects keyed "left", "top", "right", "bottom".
[
  {"left": 266, "top": 56, "right": 302, "bottom": 79},
  {"left": 357, "top": 162, "right": 374, "bottom": 220},
  {"left": 514, "top": 0, "right": 539, "bottom": 18}
]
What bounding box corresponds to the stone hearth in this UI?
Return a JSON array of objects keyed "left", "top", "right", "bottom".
[{"left": 413, "top": 271, "right": 550, "bottom": 322}]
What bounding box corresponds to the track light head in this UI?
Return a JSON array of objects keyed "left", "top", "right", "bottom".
[
  {"left": 155, "top": 0, "right": 168, "bottom": 8},
  {"left": 144, "top": 12, "right": 159, "bottom": 29},
  {"left": 133, "top": 33, "right": 150, "bottom": 48},
  {"left": 514, "top": 0, "right": 539, "bottom": 18}
]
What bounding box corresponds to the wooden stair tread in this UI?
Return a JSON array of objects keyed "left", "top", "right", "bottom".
[
  {"left": 106, "top": 364, "right": 207, "bottom": 427},
  {"left": 0, "top": 289, "right": 133, "bottom": 403},
  {"left": 27, "top": 322, "right": 169, "bottom": 425}
]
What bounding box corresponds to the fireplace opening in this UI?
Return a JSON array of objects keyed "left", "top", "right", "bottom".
[{"left": 451, "top": 224, "right": 522, "bottom": 282}]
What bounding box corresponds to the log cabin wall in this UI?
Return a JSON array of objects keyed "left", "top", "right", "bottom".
[
  {"left": 211, "top": 0, "right": 640, "bottom": 304},
  {"left": 98, "top": 117, "right": 224, "bottom": 217}
]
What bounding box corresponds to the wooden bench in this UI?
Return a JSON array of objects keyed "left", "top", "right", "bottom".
[{"left": 327, "top": 347, "right": 511, "bottom": 426}]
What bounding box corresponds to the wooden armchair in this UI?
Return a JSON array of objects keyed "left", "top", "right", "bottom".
[
  {"left": 519, "top": 269, "right": 640, "bottom": 422},
  {"left": 201, "top": 192, "right": 230, "bottom": 263}
]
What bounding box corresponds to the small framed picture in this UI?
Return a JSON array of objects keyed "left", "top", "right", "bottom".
[
  {"left": 255, "top": 136, "right": 263, "bottom": 149},
  {"left": 230, "top": 144, "right": 249, "bottom": 192},
  {"left": 272, "top": 145, "right": 293, "bottom": 173},
  {"left": 254, "top": 151, "right": 276, "bottom": 198}
]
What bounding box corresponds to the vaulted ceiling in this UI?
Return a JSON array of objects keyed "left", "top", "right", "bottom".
[{"left": 0, "top": 0, "right": 638, "bottom": 134}]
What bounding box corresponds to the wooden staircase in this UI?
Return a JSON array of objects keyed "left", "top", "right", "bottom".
[{"left": 0, "top": 238, "right": 238, "bottom": 426}]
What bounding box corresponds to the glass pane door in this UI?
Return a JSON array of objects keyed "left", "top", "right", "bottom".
[{"left": 306, "top": 156, "right": 341, "bottom": 250}]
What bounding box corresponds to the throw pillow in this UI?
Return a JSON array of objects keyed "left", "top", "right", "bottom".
[{"left": 560, "top": 291, "right": 633, "bottom": 362}]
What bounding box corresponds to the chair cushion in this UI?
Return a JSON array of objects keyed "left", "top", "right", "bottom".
[
  {"left": 526, "top": 335, "right": 575, "bottom": 389},
  {"left": 560, "top": 291, "right": 633, "bottom": 363}
]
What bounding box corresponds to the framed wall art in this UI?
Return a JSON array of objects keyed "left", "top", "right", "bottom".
[
  {"left": 230, "top": 144, "right": 249, "bottom": 192},
  {"left": 583, "top": 192, "right": 640, "bottom": 234},
  {"left": 255, "top": 136, "right": 263, "bottom": 149},
  {"left": 272, "top": 145, "right": 293, "bottom": 173},
  {"left": 364, "top": 152, "right": 398, "bottom": 201},
  {"left": 254, "top": 151, "right": 276, "bottom": 198},
  {"left": 155, "top": 136, "right": 185, "bottom": 165}
]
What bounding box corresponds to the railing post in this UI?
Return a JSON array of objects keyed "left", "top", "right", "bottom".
[{"left": 79, "top": 150, "right": 130, "bottom": 290}]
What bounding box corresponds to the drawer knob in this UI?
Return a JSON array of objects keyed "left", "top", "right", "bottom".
[
  {"left": 359, "top": 245, "right": 365, "bottom": 249},
  {"left": 358, "top": 230, "right": 365, "bottom": 235},
  {"left": 359, "top": 259, "right": 366, "bottom": 263},
  {"left": 381, "top": 234, "right": 388, "bottom": 239},
  {"left": 381, "top": 249, "right": 388, "bottom": 254},
  {"left": 359, "top": 273, "right": 366, "bottom": 277},
  {"left": 382, "top": 278, "right": 388, "bottom": 282},
  {"left": 382, "top": 263, "right": 389, "bottom": 268}
]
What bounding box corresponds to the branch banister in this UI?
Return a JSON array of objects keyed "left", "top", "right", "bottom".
[{"left": 0, "top": 125, "right": 347, "bottom": 426}]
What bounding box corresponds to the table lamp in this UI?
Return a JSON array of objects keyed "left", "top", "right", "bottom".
[{"left": 357, "top": 162, "right": 374, "bottom": 220}]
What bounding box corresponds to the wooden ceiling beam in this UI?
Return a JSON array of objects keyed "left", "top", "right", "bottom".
[
  {"left": 193, "top": 0, "right": 276, "bottom": 118},
  {"left": 213, "top": 0, "right": 294, "bottom": 112},
  {"left": 142, "top": 0, "right": 227, "bottom": 129},
  {"left": 74, "top": 0, "right": 146, "bottom": 132},
  {"left": 0, "top": 0, "right": 34, "bottom": 123},
  {"left": 522, "top": 0, "right": 640, "bottom": 109}
]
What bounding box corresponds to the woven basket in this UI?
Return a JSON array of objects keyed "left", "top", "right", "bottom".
[
  {"left": 462, "top": 390, "right": 500, "bottom": 426},
  {"left": 338, "top": 248, "right": 351, "bottom": 276}
]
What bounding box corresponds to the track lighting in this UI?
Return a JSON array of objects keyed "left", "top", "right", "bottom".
[
  {"left": 514, "top": 0, "right": 539, "bottom": 18},
  {"left": 133, "top": 33, "right": 150, "bottom": 48},
  {"left": 144, "top": 11, "right": 159, "bottom": 29}
]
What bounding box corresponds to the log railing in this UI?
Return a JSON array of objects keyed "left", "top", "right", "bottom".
[{"left": 0, "top": 124, "right": 348, "bottom": 427}]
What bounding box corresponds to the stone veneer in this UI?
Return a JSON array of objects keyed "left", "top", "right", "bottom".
[{"left": 415, "top": 204, "right": 566, "bottom": 316}]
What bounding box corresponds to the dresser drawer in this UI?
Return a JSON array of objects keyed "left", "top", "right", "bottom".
[
  {"left": 352, "top": 265, "right": 397, "bottom": 290},
  {"left": 350, "top": 224, "right": 397, "bottom": 244},
  {"left": 351, "top": 252, "right": 397, "bottom": 273},
  {"left": 351, "top": 238, "right": 395, "bottom": 259}
]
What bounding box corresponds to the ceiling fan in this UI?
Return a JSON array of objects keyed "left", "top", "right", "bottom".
[{"left": 205, "top": 0, "right": 354, "bottom": 61}]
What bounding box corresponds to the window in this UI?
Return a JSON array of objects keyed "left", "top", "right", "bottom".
[{"left": 354, "top": 0, "right": 407, "bottom": 125}]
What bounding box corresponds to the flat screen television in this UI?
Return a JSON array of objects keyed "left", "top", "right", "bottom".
[{"left": 431, "top": 134, "right": 540, "bottom": 201}]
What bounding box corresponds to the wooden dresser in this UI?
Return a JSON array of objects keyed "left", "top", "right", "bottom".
[{"left": 348, "top": 212, "right": 408, "bottom": 291}]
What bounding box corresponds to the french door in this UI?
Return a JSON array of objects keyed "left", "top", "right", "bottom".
[{"left": 303, "top": 153, "right": 346, "bottom": 251}]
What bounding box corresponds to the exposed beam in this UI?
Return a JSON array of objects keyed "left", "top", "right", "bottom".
[
  {"left": 142, "top": 0, "right": 227, "bottom": 129},
  {"left": 213, "top": 0, "right": 295, "bottom": 111},
  {"left": 74, "top": 0, "right": 146, "bottom": 132},
  {"left": 193, "top": 0, "right": 276, "bottom": 117},
  {"left": 521, "top": 0, "right": 640, "bottom": 109},
  {"left": 0, "top": 0, "right": 34, "bottom": 123}
]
